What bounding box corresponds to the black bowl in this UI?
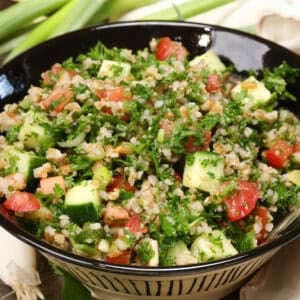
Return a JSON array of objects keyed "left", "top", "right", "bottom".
[{"left": 0, "top": 21, "right": 299, "bottom": 299}]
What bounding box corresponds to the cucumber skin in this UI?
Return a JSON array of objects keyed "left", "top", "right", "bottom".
[
  {"left": 3, "top": 148, "right": 46, "bottom": 188},
  {"left": 64, "top": 180, "right": 101, "bottom": 224},
  {"left": 18, "top": 112, "right": 54, "bottom": 152},
  {"left": 25, "top": 156, "right": 47, "bottom": 188},
  {"left": 65, "top": 203, "right": 99, "bottom": 224}
]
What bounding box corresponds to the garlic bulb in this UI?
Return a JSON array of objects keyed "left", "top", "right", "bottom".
[{"left": 258, "top": 12, "right": 300, "bottom": 55}]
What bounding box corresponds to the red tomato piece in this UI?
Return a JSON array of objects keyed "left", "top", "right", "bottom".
[
  {"left": 103, "top": 205, "right": 129, "bottom": 227},
  {"left": 255, "top": 206, "right": 269, "bottom": 244},
  {"left": 293, "top": 141, "right": 300, "bottom": 153},
  {"left": 42, "top": 65, "right": 62, "bottom": 85},
  {"left": 173, "top": 172, "right": 182, "bottom": 182},
  {"left": 3, "top": 191, "right": 40, "bottom": 212},
  {"left": 97, "top": 87, "right": 130, "bottom": 102},
  {"left": 155, "top": 37, "right": 188, "bottom": 61},
  {"left": 42, "top": 65, "right": 76, "bottom": 86},
  {"left": 40, "top": 176, "right": 66, "bottom": 195},
  {"left": 106, "top": 249, "right": 132, "bottom": 265},
  {"left": 224, "top": 180, "right": 260, "bottom": 222},
  {"left": 184, "top": 131, "right": 211, "bottom": 153},
  {"left": 125, "top": 214, "right": 147, "bottom": 234},
  {"left": 159, "top": 119, "right": 174, "bottom": 138},
  {"left": 106, "top": 175, "right": 135, "bottom": 193},
  {"left": 41, "top": 87, "right": 73, "bottom": 112},
  {"left": 292, "top": 141, "right": 300, "bottom": 165},
  {"left": 120, "top": 115, "right": 130, "bottom": 122},
  {"left": 206, "top": 74, "right": 221, "bottom": 93},
  {"left": 102, "top": 107, "right": 113, "bottom": 115},
  {"left": 203, "top": 131, "right": 212, "bottom": 149},
  {"left": 97, "top": 88, "right": 130, "bottom": 121},
  {"left": 265, "top": 139, "right": 293, "bottom": 169}
]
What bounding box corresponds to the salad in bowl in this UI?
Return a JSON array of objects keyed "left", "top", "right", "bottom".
[{"left": 0, "top": 33, "right": 299, "bottom": 269}]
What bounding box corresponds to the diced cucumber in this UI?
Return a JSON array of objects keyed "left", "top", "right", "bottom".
[
  {"left": 156, "top": 128, "right": 166, "bottom": 144},
  {"left": 231, "top": 76, "right": 272, "bottom": 108},
  {"left": 65, "top": 180, "right": 101, "bottom": 224},
  {"left": 1, "top": 146, "right": 45, "bottom": 182},
  {"left": 98, "top": 59, "right": 131, "bottom": 79},
  {"left": 286, "top": 170, "right": 300, "bottom": 185},
  {"left": 191, "top": 230, "right": 238, "bottom": 262},
  {"left": 92, "top": 164, "right": 112, "bottom": 190},
  {"left": 168, "top": 240, "right": 197, "bottom": 266},
  {"left": 183, "top": 151, "right": 224, "bottom": 193},
  {"left": 18, "top": 112, "right": 54, "bottom": 151},
  {"left": 57, "top": 132, "right": 86, "bottom": 148},
  {"left": 189, "top": 51, "right": 226, "bottom": 73}
]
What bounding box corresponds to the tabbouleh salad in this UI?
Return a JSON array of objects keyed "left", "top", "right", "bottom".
[{"left": 0, "top": 37, "right": 300, "bottom": 266}]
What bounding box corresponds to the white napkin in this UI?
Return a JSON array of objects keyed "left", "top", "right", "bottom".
[{"left": 0, "top": 227, "right": 44, "bottom": 299}]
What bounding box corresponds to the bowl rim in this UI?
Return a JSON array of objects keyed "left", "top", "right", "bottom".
[{"left": 0, "top": 20, "right": 299, "bottom": 276}]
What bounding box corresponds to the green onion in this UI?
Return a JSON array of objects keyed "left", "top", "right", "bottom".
[
  {"left": 4, "top": 0, "right": 77, "bottom": 63},
  {"left": 87, "top": 0, "right": 159, "bottom": 25},
  {"left": 0, "top": 17, "right": 47, "bottom": 57},
  {"left": 0, "top": 0, "right": 69, "bottom": 42},
  {"left": 0, "top": 32, "right": 28, "bottom": 57},
  {"left": 140, "top": 0, "right": 235, "bottom": 20},
  {"left": 50, "top": 0, "right": 107, "bottom": 37}
]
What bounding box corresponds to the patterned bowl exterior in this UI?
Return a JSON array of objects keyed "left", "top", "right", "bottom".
[{"left": 43, "top": 247, "right": 277, "bottom": 300}]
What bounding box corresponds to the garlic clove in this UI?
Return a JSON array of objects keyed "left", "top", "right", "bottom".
[{"left": 258, "top": 14, "right": 300, "bottom": 54}]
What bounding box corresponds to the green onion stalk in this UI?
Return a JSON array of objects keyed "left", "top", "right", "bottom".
[
  {"left": 140, "top": 0, "right": 236, "bottom": 20},
  {"left": 0, "top": 0, "right": 69, "bottom": 42},
  {"left": 5, "top": 0, "right": 108, "bottom": 63},
  {"left": 87, "top": 0, "right": 159, "bottom": 25},
  {"left": 4, "top": 0, "right": 78, "bottom": 63},
  {"left": 50, "top": 0, "right": 107, "bottom": 37}
]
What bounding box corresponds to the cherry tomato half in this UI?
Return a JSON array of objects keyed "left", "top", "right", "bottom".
[
  {"left": 184, "top": 131, "right": 211, "bottom": 153},
  {"left": 224, "top": 180, "right": 260, "bottom": 222},
  {"left": 106, "top": 175, "right": 135, "bottom": 193},
  {"left": 125, "top": 214, "right": 147, "bottom": 234},
  {"left": 97, "top": 87, "right": 130, "bottom": 102},
  {"left": 206, "top": 74, "right": 221, "bottom": 93},
  {"left": 41, "top": 87, "right": 73, "bottom": 113},
  {"left": 265, "top": 139, "right": 293, "bottom": 169},
  {"left": 255, "top": 206, "right": 269, "bottom": 244},
  {"left": 106, "top": 249, "right": 132, "bottom": 265},
  {"left": 156, "top": 37, "right": 188, "bottom": 61},
  {"left": 3, "top": 191, "right": 40, "bottom": 212}
]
